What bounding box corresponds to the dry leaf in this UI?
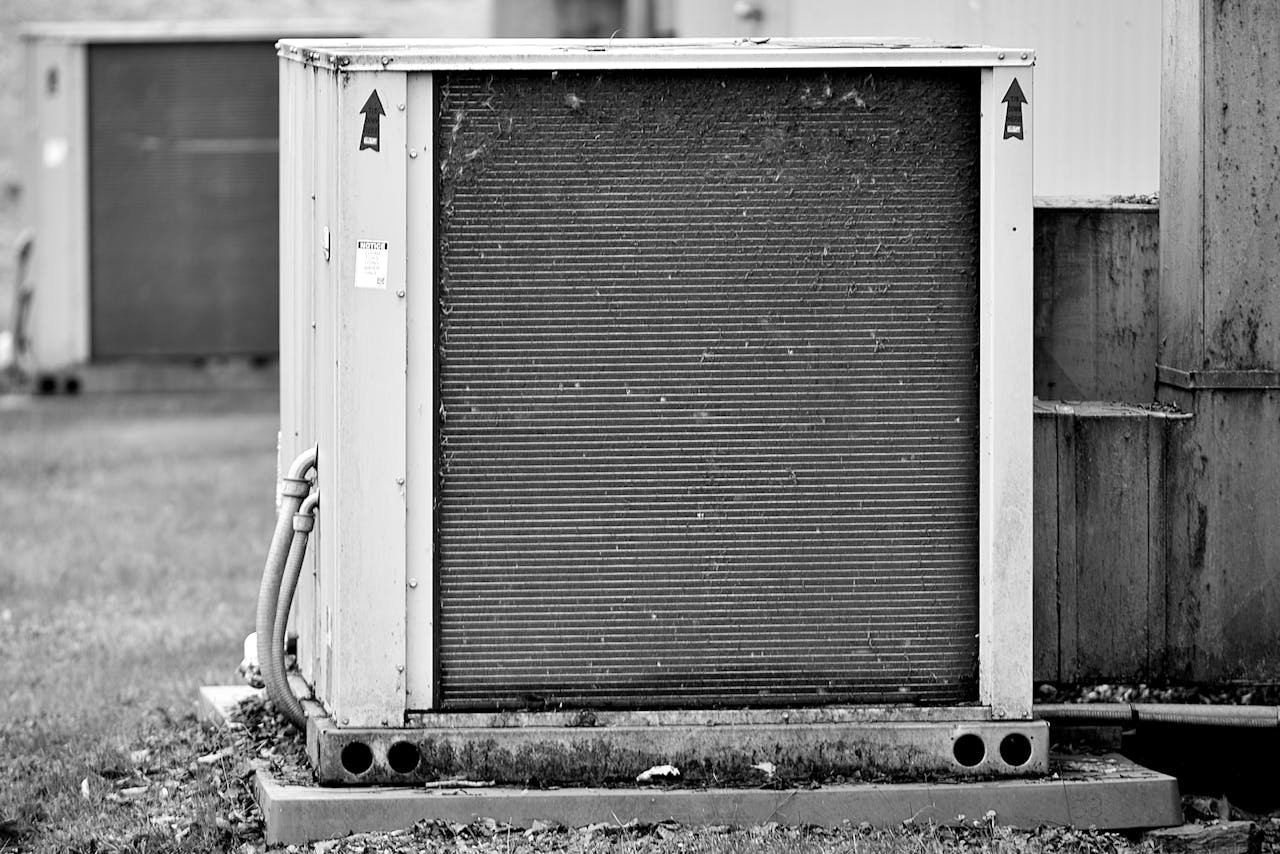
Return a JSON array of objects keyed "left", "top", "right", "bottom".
[{"left": 635, "top": 764, "right": 680, "bottom": 783}]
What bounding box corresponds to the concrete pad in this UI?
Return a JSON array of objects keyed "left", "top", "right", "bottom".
[
  {"left": 255, "top": 755, "right": 1181, "bottom": 846},
  {"left": 199, "top": 688, "right": 1181, "bottom": 846},
  {"left": 198, "top": 684, "right": 260, "bottom": 725}
]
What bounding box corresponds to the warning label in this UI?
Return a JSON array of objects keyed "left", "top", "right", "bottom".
[{"left": 354, "top": 240, "right": 389, "bottom": 289}]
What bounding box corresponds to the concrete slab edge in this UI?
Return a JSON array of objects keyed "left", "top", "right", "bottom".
[
  {"left": 255, "top": 760, "right": 1182, "bottom": 846},
  {"left": 196, "top": 688, "right": 1181, "bottom": 845},
  {"left": 198, "top": 684, "right": 261, "bottom": 726}
]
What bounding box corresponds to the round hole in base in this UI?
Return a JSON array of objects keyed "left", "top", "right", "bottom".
[
  {"left": 62, "top": 376, "right": 81, "bottom": 395},
  {"left": 999, "top": 732, "right": 1033, "bottom": 767},
  {"left": 953, "top": 733, "right": 986, "bottom": 767},
  {"left": 387, "top": 741, "right": 421, "bottom": 775},
  {"left": 340, "top": 741, "right": 374, "bottom": 776}
]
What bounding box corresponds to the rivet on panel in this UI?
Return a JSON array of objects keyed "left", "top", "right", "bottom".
[
  {"left": 381, "top": 56, "right": 393, "bottom": 66},
  {"left": 396, "top": 289, "right": 406, "bottom": 298},
  {"left": 1020, "top": 52, "right": 1028, "bottom": 60},
  {"left": 398, "top": 103, "right": 406, "bottom": 111},
  {"left": 408, "top": 149, "right": 418, "bottom": 159},
  {"left": 397, "top": 664, "right": 405, "bottom": 673},
  {"left": 997, "top": 52, "right": 1005, "bottom": 60},
  {"left": 396, "top": 476, "right": 405, "bottom": 485},
  {"left": 408, "top": 578, "right": 418, "bottom": 589}
]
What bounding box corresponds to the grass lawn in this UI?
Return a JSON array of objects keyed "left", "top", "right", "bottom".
[
  {"left": 0, "top": 391, "right": 277, "bottom": 851},
  {"left": 0, "top": 391, "right": 1161, "bottom": 853}
]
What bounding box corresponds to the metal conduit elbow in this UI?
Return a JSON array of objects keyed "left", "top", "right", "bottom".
[
  {"left": 296, "top": 490, "right": 320, "bottom": 520},
  {"left": 287, "top": 445, "right": 319, "bottom": 480},
  {"left": 256, "top": 446, "right": 317, "bottom": 729}
]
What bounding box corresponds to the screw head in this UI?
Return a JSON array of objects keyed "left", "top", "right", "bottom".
[
  {"left": 395, "top": 476, "right": 405, "bottom": 485},
  {"left": 408, "top": 150, "right": 418, "bottom": 159},
  {"left": 1020, "top": 52, "right": 1028, "bottom": 60}
]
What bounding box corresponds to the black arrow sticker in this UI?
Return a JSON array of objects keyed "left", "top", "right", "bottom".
[
  {"left": 359, "top": 90, "right": 385, "bottom": 152},
  {"left": 1002, "top": 79, "right": 1026, "bottom": 140}
]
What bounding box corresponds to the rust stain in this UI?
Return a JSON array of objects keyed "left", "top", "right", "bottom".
[{"left": 1192, "top": 502, "right": 1209, "bottom": 573}]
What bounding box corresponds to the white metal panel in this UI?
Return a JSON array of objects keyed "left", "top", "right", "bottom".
[
  {"left": 26, "top": 38, "right": 89, "bottom": 370},
  {"left": 978, "top": 64, "right": 1034, "bottom": 719},
  {"left": 329, "top": 70, "right": 411, "bottom": 727},
  {"left": 279, "top": 56, "right": 323, "bottom": 688},
  {"left": 285, "top": 62, "right": 345, "bottom": 710},
  {"left": 674, "top": 0, "right": 1160, "bottom": 197}
]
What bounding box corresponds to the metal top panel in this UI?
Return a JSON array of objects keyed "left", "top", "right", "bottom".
[
  {"left": 276, "top": 37, "right": 1035, "bottom": 72},
  {"left": 22, "top": 19, "right": 359, "bottom": 44}
]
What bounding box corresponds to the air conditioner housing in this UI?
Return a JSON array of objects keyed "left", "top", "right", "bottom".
[
  {"left": 278, "top": 37, "right": 1038, "bottom": 785},
  {"left": 22, "top": 21, "right": 354, "bottom": 372}
]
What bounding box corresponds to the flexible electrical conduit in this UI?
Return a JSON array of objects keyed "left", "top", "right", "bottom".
[
  {"left": 256, "top": 446, "right": 317, "bottom": 730},
  {"left": 1036, "top": 702, "right": 1280, "bottom": 728},
  {"left": 270, "top": 490, "right": 319, "bottom": 729}
]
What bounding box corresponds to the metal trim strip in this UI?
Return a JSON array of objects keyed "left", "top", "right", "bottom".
[
  {"left": 278, "top": 37, "right": 1035, "bottom": 72},
  {"left": 23, "top": 20, "right": 359, "bottom": 44}
]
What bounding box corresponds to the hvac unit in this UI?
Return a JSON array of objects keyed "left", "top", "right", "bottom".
[
  {"left": 272, "top": 37, "right": 1038, "bottom": 786},
  {"left": 22, "top": 21, "right": 353, "bottom": 375}
]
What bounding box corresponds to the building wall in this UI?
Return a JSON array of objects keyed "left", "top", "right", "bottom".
[{"left": 671, "top": 0, "right": 1161, "bottom": 200}]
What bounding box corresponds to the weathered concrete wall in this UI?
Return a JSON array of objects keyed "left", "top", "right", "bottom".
[
  {"left": 1032, "top": 401, "right": 1190, "bottom": 683},
  {"left": 1201, "top": 4, "right": 1280, "bottom": 370},
  {"left": 1159, "top": 387, "right": 1280, "bottom": 680},
  {"left": 1157, "top": 0, "right": 1280, "bottom": 680},
  {"left": 1033, "top": 204, "right": 1160, "bottom": 402}
]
